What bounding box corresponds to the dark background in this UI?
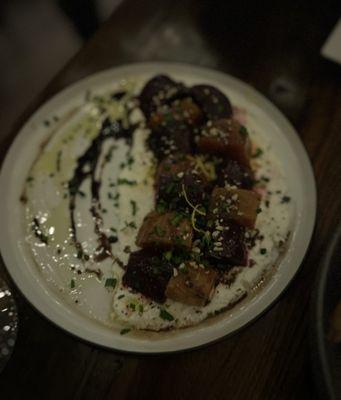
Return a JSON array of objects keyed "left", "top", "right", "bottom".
[{"left": 0, "top": 1, "right": 341, "bottom": 399}]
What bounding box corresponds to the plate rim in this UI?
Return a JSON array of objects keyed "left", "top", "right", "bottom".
[{"left": 0, "top": 61, "right": 317, "bottom": 353}]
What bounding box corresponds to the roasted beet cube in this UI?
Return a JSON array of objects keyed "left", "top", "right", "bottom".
[
  {"left": 155, "top": 156, "right": 210, "bottom": 211},
  {"left": 190, "top": 84, "right": 233, "bottom": 120},
  {"left": 149, "top": 98, "right": 203, "bottom": 129},
  {"left": 165, "top": 261, "right": 218, "bottom": 306},
  {"left": 122, "top": 250, "right": 173, "bottom": 303},
  {"left": 197, "top": 119, "right": 251, "bottom": 166},
  {"left": 139, "top": 75, "right": 188, "bottom": 118},
  {"left": 136, "top": 211, "right": 193, "bottom": 249},
  {"left": 217, "top": 159, "right": 254, "bottom": 189},
  {"left": 208, "top": 221, "right": 247, "bottom": 266},
  {"left": 209, "top": 187, "right": 261, "bottom": 228},
  {"left": 147, "top": 123, "right": 192, "bottom": 160}
]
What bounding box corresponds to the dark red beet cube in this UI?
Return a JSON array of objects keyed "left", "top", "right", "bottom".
[
  {"left": 190, "top": 84, "right": 233, "bottom": 120},
  {"left": 217, "top": 159, "right": 254, "bottom": 189},
  {"left": 122, "top": 250, "right": 173, "bottom": 303},
  {"left": 197, "top": 119, "right": 251, "bottom": 167},
  {"left": 208, "top": 221, "right": 247, "bottom": 266},
  {"left": 147, "top": 120, "right": 193, "bottom": 160},
  {"left": 139, "top": 75, "right": 188, "bottom": 118}
]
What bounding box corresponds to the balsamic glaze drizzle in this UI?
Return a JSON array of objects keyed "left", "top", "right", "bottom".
[{"left": 68, "top": 117, "right": 135, "bottom": 261}]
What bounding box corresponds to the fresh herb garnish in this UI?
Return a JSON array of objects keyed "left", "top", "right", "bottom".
[
  {"left": 26, "top": 176, "right": 34, "bottom": 183},
  {"left": 164, "top": 251, "right": 172, "bottom": 261},
  {"left": 125, "top": 221, "right": 137, "bottom": 229},
  {"left": 70, "top": 279, "right": 75, "bottom": 289},
  {"left": 171, "top": 213, "right": 183, "bottom": 226},
  {"left": 117, "top": 178, "right": 137, "bottom": 186},
  {"left": 252, "top": 148, "right": 263, "bottom": 158},
  {"left": 118, "top": 294, "right": 125, "bottom": 299},
  {"left": 56, "top": 150, "right": 62, "bottom": 172},
  {"left": 281, "top": 196, "right": 291, "bottom": 204},
  {"left": 105, "top": 278, "right": 117, "bottom": 288},
  {"left": 130, "top": 200, "right": 138, "bottom": 216},
  {"left": 108, "top": 235, "right": 118, "bottom": 243},
  {"left": 239, "top": 126, "right": 248, "bottom": 137},
  {"left": 156, "top": 201, "right": 167, "bottom": 213},
  {"left": 159, "top": 309, "right": 174, "bottom": 321},
  {"left": 153, "top": 225, "right": 166, "bottom": 237},
  {"left": 129, "top": 303, "right": 136, "bottom": 311},
  {"left": 120, "top": 328, "right": 131, "bottom": 335},
  {"left": 260, "top": 248, "right": 267, "bottom": 255},
  {"left": 138, "top": 304, "right": 144, "bottom": 314},
  {"left": 78, "top": 190, "right": 86, "bottom": 197}
]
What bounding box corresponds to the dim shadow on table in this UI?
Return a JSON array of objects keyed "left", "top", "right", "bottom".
[{"left": 0, "top": 1, "right": 341, "bottom": 399}]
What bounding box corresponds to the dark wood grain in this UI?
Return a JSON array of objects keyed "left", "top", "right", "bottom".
[{"left": 1, "top": 1, "right": 341, "bottom": 399}]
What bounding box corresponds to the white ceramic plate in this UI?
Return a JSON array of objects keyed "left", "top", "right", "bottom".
[{"left": 0, "top": 62, "right": 316, "bottom": 353}]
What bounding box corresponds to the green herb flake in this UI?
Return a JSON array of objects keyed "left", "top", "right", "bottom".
[
  {"left": 130, "top": 200, "right": 138, "bottom": 216},
  {"left": 159, "top": 308, "right": 174, "bottom": 321},
  {"left": 118, "top": 294, "right": 125, "bottom": 299},
  {"left": 78, "top": 190, "right": 86, "bottom": 198},
  {"left": 117, "top": 178, "right": 137, "bottom": 186},
  {"left": 171, "top": 213, "right": 183, "bottom": 226},
  {"left": 125, "top": 221, "right": 137, "bottom": 229},
  {"left": 256, "top": 208, "right": 262, "bottom": 214},
  {"left": 56, "top": 150, "right": 62, "bottom": 172},
  {"left": 70, "top": 279, "right": 75, "bottom": 289},
  {"left": 156, "top": 201, "right": 167, "bottom": 213},
  {"left": 105, "top": 278, "right": 117, "bottom": 288},
  {"left": 108, "top": 235, "right": 118, "bottom": 243},
  {"left": 153, "top": 225, "right": 166, "bottom": 237},
  {"left": 120, "top": 328, "right": 131, "bottom": 335},
  {"left": 138, "top": 304, "right": 144, "bottom": 314},
  {"left": 129, "top": 303, "right": 136, "bottom": 311},
  {"left": 281, "top": 196, "right": 291, "bottom": 204},
  {"left": 164, "top": 251, "right": 172, "bottom": 261},
  {"left": 252, "top": 148, "right": 263, "bottom": 158},
  {"left": 239, "top": 126, "right": 249, "bottom": 137},
  {"left": 260, "top": 248, "right": 267, "bottom": 255}
]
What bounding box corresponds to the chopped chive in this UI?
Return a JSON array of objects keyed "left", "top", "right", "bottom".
[
  {"left": 26, "top": 176, "right": 34, "bottom": 182},
  {"left": 281, "top": 196, "right": 291, "bottom": 204},
  {"left": 125, "top": 221, "right": 137, "bottom": 229},
  {"left": 108, "top": 235, "right": 118, "bottom": 243},
  {"left": 156, "top": 201, "right": 167, "bottom": 213},
  {"left": 260, "top": 248, "right": 267, "bottom": 255},
  {"left": 117, "top": 178, "right": 137, "bottom": 186},
  {"left": 129, "top": 303, "right": 136, "bottom": 311},
  {"left": 171, "top": 213, "right": 183, "bottom": 226},
  {"left": 78, "top": 190, "right": 86, "bottom": 197},
  {"left": 252, "top": 148, "right": 263, "bottom": 158},
  {"left": 70, "top": 279, "right": 75, "bottom": 289},
  {"left": 239, "top": 126, "right": 248, "bottom": 137},
  {"left": 159, "top": 309, "right": 174, "bottom": 321},
  {"left": 138, "top": 304, "right": 144, "bottom": 314},
  {"left": 105, "top": 278, "right": 117, "bottom": 288},
  {"left": 120, "top": 328, "right": 131, "bottom": 335},
  {"left": 56, "top": 150, "right": 62, "bottom": 172},
  {"left": 130, "top": 200, "right": 138, "bottom": 216},
  {"left": 153, "top": 225, "right": 165, "bottom": 237},
  {"left": 118, "top": 294, "right": 125, "bottom": 299}
]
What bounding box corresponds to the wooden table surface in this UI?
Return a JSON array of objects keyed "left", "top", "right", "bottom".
[{"left": 1, "top": 1, "right": 341, "bottom": 399}]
